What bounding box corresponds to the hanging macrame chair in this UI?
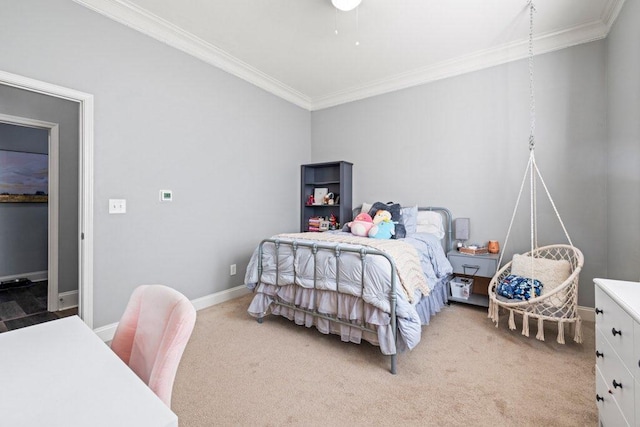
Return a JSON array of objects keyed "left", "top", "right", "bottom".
[{"left": 487, "top": 1, "right": 584, "bottom": 344}]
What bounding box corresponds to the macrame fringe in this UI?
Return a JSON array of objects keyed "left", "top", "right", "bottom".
[
  {"left": 491, "top": 301, "right": 500, "bottom": 327},
  {"left": 522, "top": 313, "right": 529, "bottom": 337},
  {"left": 574, "top": 317, "right": 583, "bottom": 344},
  {"left": 557, "top": 320, "right": 565, "bottom": 344},
  {"left": 536, "top": 317, "right": 545, "bottom": 341},
  {"left": 508, "top": 310, "right": 516, "bottom": 330}
]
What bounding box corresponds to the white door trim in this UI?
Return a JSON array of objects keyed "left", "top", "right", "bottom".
[
  {"left": 0, "top": 70, "right": 95, "bottom": 328},
  {"left": 0, "top": 113, "right": 60, "bottom": 312}
]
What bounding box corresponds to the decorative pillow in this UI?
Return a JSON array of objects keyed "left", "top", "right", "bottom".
[
  {"left": 511, "top": 254, "right": 570, "bottom": 295},
  {"left": 497, "top": 274, "right": 543, "bottom": 300},
  {"left": 367, "top": 202, "right": 406, "bottom": 239},
  {"left": 415, "top": 211, "right": 445, "bottom": 240},
  {"left": 401, "top": 205, "right": 418, "bottom": 235}
]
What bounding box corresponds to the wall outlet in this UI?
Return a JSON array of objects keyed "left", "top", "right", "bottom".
[
  {"left": 108, "top": 199, "right": 126, "bottom": 214},
  {"left": 230, "top": 264, "right": 236, "bottom": 276}
]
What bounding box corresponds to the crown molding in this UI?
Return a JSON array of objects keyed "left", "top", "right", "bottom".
[
  {"left": 601, "top": 0, "right": 626, "bottom": 29},
  {"left": 310, "top": 16, "right": 617, "bottom": 110},
  {"left": 73, "top": 0, "right": 624, "bottom": 112},
  {"left": 72, "top": 0, "right": 312, "bottom": 110}
]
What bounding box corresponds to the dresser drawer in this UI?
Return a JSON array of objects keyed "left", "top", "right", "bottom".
[
  {"left": 635, "top": 321, "right": 640, "bottom": 379},
  {"left": 636, "top": 378, "right": 640, "bottom": 426},
  {"left": 596, "top": 328, "right": 636, "bottom": 424},
  {"left": 595, "top": 285, "right": 635, "bottom": 368},
  {"left": 448, "top": 253, "right": 497, "bottom": 278},
  {"left": 596, "top": 366, "right": 630, "bottom": 426}
]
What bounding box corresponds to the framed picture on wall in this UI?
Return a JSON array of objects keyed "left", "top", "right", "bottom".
[{"left": 0, "top": 149, "right": 48, "bottom": 203}]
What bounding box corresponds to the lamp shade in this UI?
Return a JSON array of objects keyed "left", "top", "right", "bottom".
[
  {"left": 332, "top": 0, "right": 362, "bottom": 11},
  {"left": 454, "top": 218, "right": 470, "bottom": 241}
]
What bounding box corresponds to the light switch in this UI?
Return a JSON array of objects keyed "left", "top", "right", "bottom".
[{"left": 109, "top": 199, "right": 126, "bottom": 214}]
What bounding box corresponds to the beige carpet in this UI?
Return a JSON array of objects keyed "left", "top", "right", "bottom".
[{"left": 172, "top": 293, "right": 597, "bottom": 426}]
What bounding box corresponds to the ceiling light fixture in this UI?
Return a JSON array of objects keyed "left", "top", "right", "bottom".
[{"left": 331, "top": 0, "right": 362, "bottom": 12}]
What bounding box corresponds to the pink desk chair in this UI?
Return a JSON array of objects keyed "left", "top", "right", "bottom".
[{"left": 111, "top": 284, "right": 196, "bottom": 407}]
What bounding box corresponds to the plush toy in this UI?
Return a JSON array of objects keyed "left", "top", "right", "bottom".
[
  {"left": 369, "top": 221, "right": 395, "bottom": 239},
  {"left": 346, "top": 212, "right": 374, "bottom": 237},
  {"left": 372, "top": 210, "right": 392, "bottom": 225},
  {"left": 368, "top": 210, "right": 395, "bottom": 239}
]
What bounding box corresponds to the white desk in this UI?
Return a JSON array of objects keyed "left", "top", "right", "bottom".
[{"left": 0, "top": 316, "right": 178, "bottom": 427}]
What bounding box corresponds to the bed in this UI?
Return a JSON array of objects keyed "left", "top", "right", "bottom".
[{"left": 244, "top": 206, "right": 454, "bottom": 374}]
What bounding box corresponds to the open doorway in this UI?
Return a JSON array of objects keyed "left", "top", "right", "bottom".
[
  {"left": 0, "top": 118, "right": 71, "bottom": 331},
  {"left": 0, "top": 70, "right": 94, "bottom": 329}
]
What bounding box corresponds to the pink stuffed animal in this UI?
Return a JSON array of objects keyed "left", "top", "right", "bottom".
[{"left": 346, "top": 212, "right": 374, "bottom": 237}]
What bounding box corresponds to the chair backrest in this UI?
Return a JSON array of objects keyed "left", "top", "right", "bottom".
[{"left": 111, "top": 284, "right": 196, "bottom": 407}]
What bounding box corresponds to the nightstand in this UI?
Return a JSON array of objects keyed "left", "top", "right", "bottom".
[{"left": 447, "top": 250, "right": 499, "bottom": 307}]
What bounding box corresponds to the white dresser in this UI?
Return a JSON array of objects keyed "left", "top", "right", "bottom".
[{"left": 594, "top": 278, "right": 640, "bottom": 426}]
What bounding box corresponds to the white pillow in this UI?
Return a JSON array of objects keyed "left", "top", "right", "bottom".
[
  {"left": 511, "top": 254, "right": 571, "bottom": 294},
  {"left": 415, "top": 211, "right": 445, "bottom": 239},
  {"left": 360, "top": 202, "right": 373, "bottom": 215}
]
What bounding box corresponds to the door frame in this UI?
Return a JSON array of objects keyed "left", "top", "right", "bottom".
[
  {"left": 0, "top": 70, "right": 95, "bottom": 328},
  {"left": 0, "top": 114, "right": 60, "bottom": 311}
]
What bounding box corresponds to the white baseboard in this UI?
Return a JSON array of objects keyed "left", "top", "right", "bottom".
[
  {"left": 58, "top": 290, "right": 79, "bottom": 311},
  {"left": 0, "top": 271, "right": 48, "bottom": 283},
  {"left": 190, "top": 284, "right": 250, "bottom": 311},
  {"left": 92, "top": 288, "right": 593, "bottom": 342},
  {"left": 578, "top": 305, "right": 595, "bottom": 323},
  {"left": 94, "top": 285, "right": 251, "bottom": 342}
]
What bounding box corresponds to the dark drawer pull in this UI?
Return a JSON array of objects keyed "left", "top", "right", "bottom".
[
  {"left": 595, "top": 350, "right": 604, "bottom": 358},
  {"left": 595, "top": 308, "right": 603, "bottom": 315},
  {"left": 612, "top": 380, "right": 622, "bottom": 389},
  {"left": 611, "top": 328, "right": 622, "bottom": 337},
  {"left": 596, "top": 394, "right": 604, "bottom": 402}
]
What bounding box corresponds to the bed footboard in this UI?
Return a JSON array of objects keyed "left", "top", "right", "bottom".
[{"left": 254, "top": 238, "right": 399, "bottom": 374}]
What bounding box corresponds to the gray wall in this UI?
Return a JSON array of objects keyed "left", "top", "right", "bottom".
[
  {"left": 3, "top": 0, "right": 636, "bottom": 323},
  {"left": 606, "top": 0, "right": 640, "bottom": 282},
  {"left": 0, "top": 123, "right": 49, "bottom": 277},
  {"left": 311, "top": 41, "right": 608, "bottom": 308},
  {"left": 0, "top": 0, "right": 310, "bottom": 327},
  {"left": 0, "top": 90, "right": 80, "bottom": 294}
]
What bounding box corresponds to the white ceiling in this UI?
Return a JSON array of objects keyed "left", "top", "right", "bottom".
[{"left": 75, "top": 0, "right": 624, "bottom": 110}]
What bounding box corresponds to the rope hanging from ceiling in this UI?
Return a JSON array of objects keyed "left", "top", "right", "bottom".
[{"left": 487, "top": 0, "right": 584, "bottom": 344}]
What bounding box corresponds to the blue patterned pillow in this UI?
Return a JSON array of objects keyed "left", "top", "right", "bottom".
[{"left": 497, "top": 274, "right": 543, "bottom": 300}]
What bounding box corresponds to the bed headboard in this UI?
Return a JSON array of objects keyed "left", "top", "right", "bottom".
[{"left": 352, "top": 205, "right": 453, "bottom": 254}]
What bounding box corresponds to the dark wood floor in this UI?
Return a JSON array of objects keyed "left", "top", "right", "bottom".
[{"left": 0, "top": 281, "right": 77, "bottom": 333}]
